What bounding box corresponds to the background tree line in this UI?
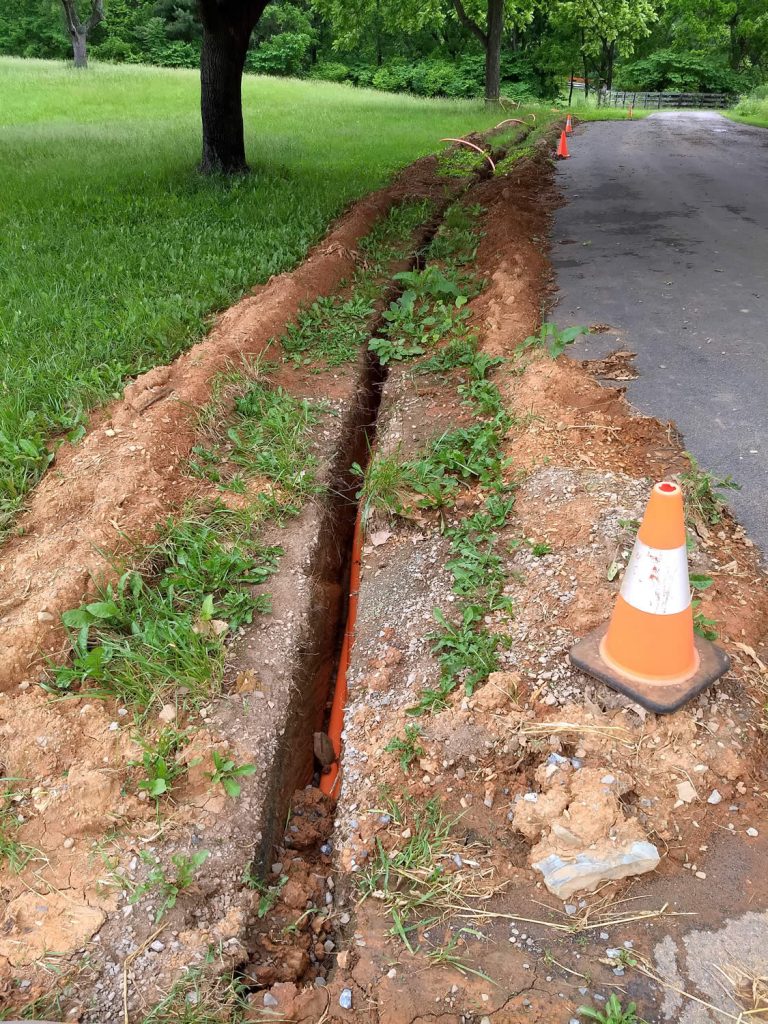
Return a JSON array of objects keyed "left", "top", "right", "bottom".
[{"left": 1, "top": 0, "right": 765, "bottom": 99}]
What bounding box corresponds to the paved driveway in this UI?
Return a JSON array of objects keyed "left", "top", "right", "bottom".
[{"left": 551, "top": 111, "right": 768, "bottom": 556}]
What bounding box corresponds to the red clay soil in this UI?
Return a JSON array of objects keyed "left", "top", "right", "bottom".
[{"left": 0, "top": 158, "right": 442, "bottom": 694}]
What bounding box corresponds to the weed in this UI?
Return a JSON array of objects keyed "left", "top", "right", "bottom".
[
  {"left": 207, "top": 751, "right": 257, "bottom": 798},
  {"left": 578, "top": 993, "right": 641, "bottom": 1024},
  {"left": 385, "top": 725, "right": 426, "bottom": 772},
  {"left": 530, "top": 541, "right": 552, "bottom": 557},
  {"left": 358, "top": 797, "right": 458, "bottom": 950},
  {"left": 678, "top": 452, "right": 740, "bottom": 526},
  {"left": 417, "top": 335, "right": 479, "bottom": 374},
  {"left": 521, "top": 322, "right": 588, "bottom": 358},
  {"left": 191, "top": 378, "right": 322, "bottom": 499},
  {"left": 438, "top": 146, "right": 485, "bottom": 179},
  {"left": 47, "top": 504, "right": 281, "bottom": 714},
  {"left": 427, "top": 203, "right": 485, "bottom": 266},
  {"left": 140, "top": 967, "right": 248, "bottom": 1024},
  {"left": 693, "top": 601, "right": 718, "bottom": 641},
  {"left": 242, "top": 871, "right": 288, "bottom": 918},
  {"left": 282, "top": 199, "right": 434, "bottom": 366},
  {"left": 130, "top": 728, "right": 189, "bottom": 800},
  {"left": 131, "top": 850, "right": 210, "bottom": 924},
  {"left": 429, "top": 605, "right": 500, "bottom": 694},
  {"left": 425, "top": 926, "right": 493, "bottom": 981},
  {"left": 0, "top": 779, "right": 38, "bottom": 872},
  {"left": 352, "top": 453, "right": 409, "bottom": 526}
]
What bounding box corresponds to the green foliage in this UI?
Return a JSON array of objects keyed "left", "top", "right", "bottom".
[
  {"left": 47, "top": 504, "right": 282, "bottom": 713},
  {"left": 207, "top": 751, "right": 257, "bottom": 798},
  {"left": 131, "top": 849, "right": 210, "bottom": 924},
  {"left": 616, "top": 49, "right": 746, "bottom": 92},
  {"left": 678, "top": 452, "right": 740, "bottom": 526},
  {"left": 245, "top": 31, "right": 312, "bottom": 76},
  {"left": 521, "top": 322, "right": 589, "bottom": 357},
  {"left": 578, "top": 994, "right": 640, "bottom": 1024},
  {"left": 131, "top": 728, "right": 189, "bottom": 800},
  {"left": 385, "top": 725, "right": 426, "bottom": 771}
]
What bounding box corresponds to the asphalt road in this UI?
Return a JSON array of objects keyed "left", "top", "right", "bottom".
[{"left": 551, "top": 111, "right": 768, "bottom": 556}]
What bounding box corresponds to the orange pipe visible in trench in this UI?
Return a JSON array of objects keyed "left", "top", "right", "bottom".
[{"left": 319, "top": 505, "right": 363, "bottom": 798}]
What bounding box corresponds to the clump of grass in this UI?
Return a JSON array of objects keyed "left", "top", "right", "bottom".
[
  {"left": 191, "top": 377, "right": 322, "bottom": 499},
  {"left": 0, "top": 779, "right": 39, "bottom": 872},
  {"left": 46, "top": 503, "right": 282, "bottom": 714},
  {"left": 282, "top": 199, "right": 434, "bottom": 366},
  {"left": 358, "top": 796, "right": 457, "bottom": 949},
  {"left": 140, "top": 967, "right": 248, "bottom": 1024},
  {"left": 520, "top": 321, "right": 588, "bottom": 357},
  {"left": 578, "top": 993, "right": 641, "bottom": 1024},
  {"left": 385, "top": 724, "right": 426, "bottom": 772},
  {"left": 130, "top": 849, "right": 210, "bottom": 925},
  {"left": 678, "top": 451, "right": 740, "bottom": 526}
]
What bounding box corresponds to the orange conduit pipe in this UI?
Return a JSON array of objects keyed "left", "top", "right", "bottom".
[{"left": 320, "top": 504, "right": 363, "bottom": 798}]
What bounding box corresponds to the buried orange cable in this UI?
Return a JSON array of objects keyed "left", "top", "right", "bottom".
[
  {"left": 319, "top": 504, "right": 363, "bottom": 798},
  {"left": 439, "top": 138, "right": 496, "bottom": 173}
]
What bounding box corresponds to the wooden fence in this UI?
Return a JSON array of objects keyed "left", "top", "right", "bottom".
[{"left": 600, "top": 90, "right": 737, "bottom": 110}]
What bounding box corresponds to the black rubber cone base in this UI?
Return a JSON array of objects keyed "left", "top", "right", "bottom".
[{"left": 569, "top": 625, "right": 731, "bottom": 714}]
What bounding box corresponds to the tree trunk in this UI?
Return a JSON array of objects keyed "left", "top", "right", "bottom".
[
  {"left": 198, "top": 1, "right": 270, "bottom": 175},
  {"left": 484, "top": 0, "right": 503, "bottom": 105},
  {"left": 200, "top": 22, "right": 251, "bottom": 173},
  {"left": 568, "top": 69, "right": 575, "bottom": 105},
  {"left": 72, "top": 27, "right": 87, "bottom": 67}
]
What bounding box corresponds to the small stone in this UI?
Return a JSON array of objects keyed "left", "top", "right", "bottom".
[
  {"left": 695, "top": 871, "right": 707, "bottom": 879},
  {"left": 263, "top": 993, "right": 278, "bottom": 1007},
  {"left": 37, "top": 610, "right": 55, "bottom": 623},
  {"left": 63, "top": 837, "right": 75, "bottom": 849},
  {"left": 746, "top": 827, "right": 759, "bottom": 837},
  {"left": 387, "top": 968, "right": 397, "bottom": 979},
  {"left": 315, "top": 976, "right": 327, "bottom": 987},
  {"left": 158, "top": 704, "right": 176, "bottom": 723},
  {"left": 339, "top": 988, "right": 353, "bottom": 1010},
  {"left": 150, "top": 940, "right": 165, "bottom": 952},
  {"left": 271, "top": 862, "right": 283, "bottom": 875},
  {"left": 707, "top": 789, "right": 722, "bottom": 805},
  {"left": 676, "top": 780, "right": 697, "bottom": 803}
]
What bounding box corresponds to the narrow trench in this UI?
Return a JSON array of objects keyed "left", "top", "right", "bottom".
[
  {"left": 253, "top": 121, "right": 536, "bottom": 872},
  {"left": 252, "top": 216, "right": 443, "bottom": 875}
]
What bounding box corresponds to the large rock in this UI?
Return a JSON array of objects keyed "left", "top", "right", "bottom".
[
  {"left": 513, "top": 763, "right": 660, "bottom": 899},
  {"left": 533, "top": 841, "right": 661, "bottom": 899}
]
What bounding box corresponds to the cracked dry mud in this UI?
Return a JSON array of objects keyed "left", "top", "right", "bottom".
[{"left": 1, "top": 130, "right": 767, "bottom": 1024}]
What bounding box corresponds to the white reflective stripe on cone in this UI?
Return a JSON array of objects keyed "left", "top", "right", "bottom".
[{"left": 619, "top": 539, "right": 690, "bottom": 616}]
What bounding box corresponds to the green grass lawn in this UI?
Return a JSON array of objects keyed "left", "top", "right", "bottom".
[{"left": 0, "top": 57, "right": 511, "bottom": 530}]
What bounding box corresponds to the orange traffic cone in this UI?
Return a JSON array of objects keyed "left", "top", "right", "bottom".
[
  {"left": 555, "top": 130, "right": 570, "bottom": 160},
  {"left": 570, "top": 481, "right": 730, "bottom": 713},
  {"left": 565, "top": 113, "right": 573, "bottom": 134}
]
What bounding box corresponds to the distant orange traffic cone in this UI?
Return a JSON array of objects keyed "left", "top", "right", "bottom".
[
  {"left": 555, "top": 130, "right": 570, "bottom": 160},
  {"left": 570, "top": 481, "right": 730, "bottom": 713},
  {"left": 565, "top": 113, "right": 573, "bottom": 134}
]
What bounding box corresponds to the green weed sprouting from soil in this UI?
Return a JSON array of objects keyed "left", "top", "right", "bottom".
[
  {"left": 578, "top": 993, "right": 642, "bottom": 1024},
  {"left": 139, "top": 968, "right": 249, "bottom": 1024},
  {"left": 0, "top": 779, "right": 39, "bottom": 872},
  {"left": 130, "top": 849, "right": 210, "bottom": 925},
  {"left": 130, "top": 727, "right": 190, "bottom": 801},
  {"left": 282, "top": 199, "right": 434, "bottom": 366},
  {"left": 46, "top": 504, "right": 282, "bottom": 714},
  {"left": 385, "top": 724, "right": 426, "bottom": 772},
  {"left": 191, "top": 375, "right": 323, "bottom": 499},
  {"left": 678, "top": 451, "right": 740, "bottom": 526}
]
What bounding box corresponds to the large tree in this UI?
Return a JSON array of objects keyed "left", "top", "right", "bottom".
[
  {"left": 554, "top": 0, "right": 661, "bottom": 90},
  {"left": 452, "top": 0, "right": 535, "bottom": 102},
  {"left": 198, "top": 0, "right": 271, "bottom": 173},
  {"left": 312, "top": 0, "right": 536, "bottom": 102},
  {"left": 59, "top": 0, "right": 103, "bottom": 67}
]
